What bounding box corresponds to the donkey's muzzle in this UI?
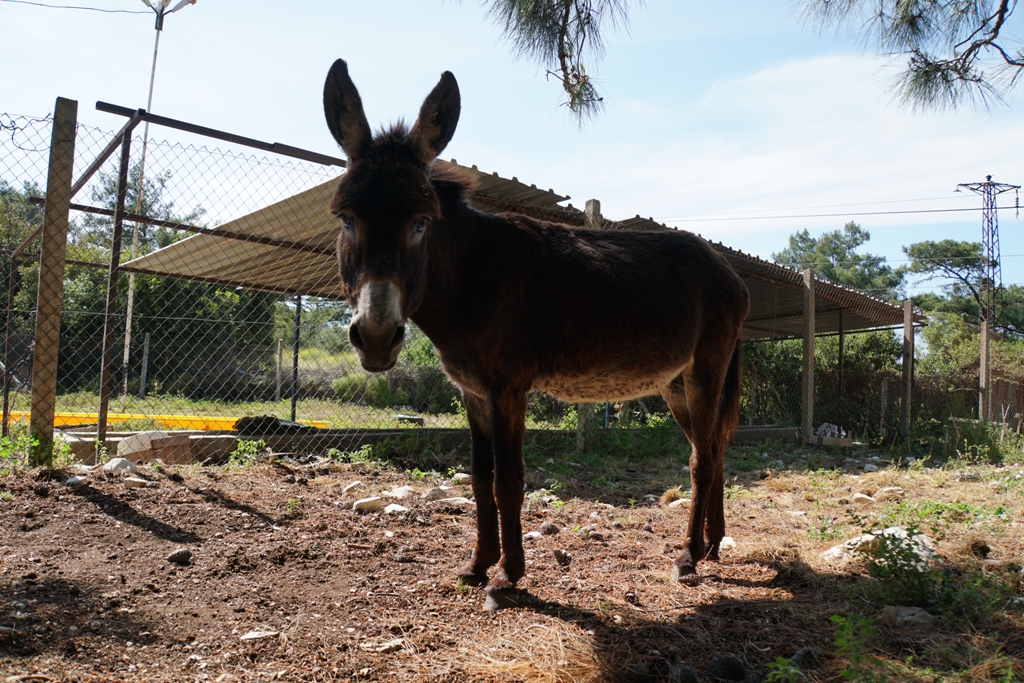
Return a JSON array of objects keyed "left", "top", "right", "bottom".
[{"left": 349, "top": 280, "right": 405, "bottom": 371}]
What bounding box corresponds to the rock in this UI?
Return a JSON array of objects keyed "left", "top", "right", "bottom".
[
  {"left": 539, "top": 521, "right": 560, "bottom": 536},
  {"left": 669, "top": 661, "right": 699, "bottom": 683},
  {"left": 123, "top": 477, "right": 150, "bottom": 489},
  {"left": 117, "top": 431, "right": 191, "bottom": 465},
  {"left": 863, "top": 463, "right": 879, "bottom": 472},
  {"left": 668, "top": 498, "right": 691, "bottom": 508},
  {"left": 353, "top": 497, "right": 383, "bottom": 513},
  {"left": 239, "top": 630, "right": 279, "bottom": 641},
  {"left": 32, "top": 484, "right": 49, "bottom": 497},
  {"left": 102, "top": 458, "right": 137, "bottom": 475},
  {"left": 452, "top": 472, "right": 472, "bottom": 484},
  {"left": 345, "top": 461, "right": 370, "bottom": 473},
  {"left": 523, "top": 531, "right": 542, "bottom": 541},
  {"left": 283, "top": 474, "right": 295, "bottom": 484},
  {"left": 644, "top": 494, "right": 659, "bottom": 503},
  {"left": 168, "top": 472, "right": 184, "bottom": 483},
  {"left": 72, "top": 464, "right": 95, "bottom": 473},
  {"left": 166, "top": 547, "right": 192, "bottom": 566},
  {"left": 360, "top": 637, "right": 403, "bottom": 653},
  {"left": 423, "top": 486, "right": 451, "bottom": 500},
  {"left": 955, "top": 471, "right": 981, "bottom": 482},
  {"left": 822, "top": 527, "right": 937, "bottom": 568},
  {"left": 642, "top": 523, "right": 654, "bottom": 533},
  {"left": 384, "top": 485, "right": 415, "bottom": 499},
  {"left": 851, "top": 492, "right": 876, "bottom": 506},
  {"left": 879, "top": 605, "right": 936, "bottom": 630},
  {"left": 384, "top": 504, "right": 409, "bottom": 515},
  {"left": 611, "top": 520, "right": 623, "bottom": 529},
  {"left": 64, "top": 476, "right": 86, "bottom": 486},
  {"left": 341, "top": 481, "right": 364, "bottom": 495},
  {"left": 543, "top": 478, "right": 558, "bottom": 487},
  {"left": 587, "top": 530, "right": 606, "bottom": 541},
  {"left": 707, "top": 654, "right": 747, "bottom": 682},
  {"left": 720, "top": 537, "right": 737, "bottom": 550},
  {"left": 874, "top": 486, "right": 904, "bottom": 502},
  {"left": 434, "top": 497, "right": 473, "bottom": 507},
  {"left": 790, "top": 647, "right": 826, "bottom": 670},
  {"left": 553, "top": 548, "right": 572, "bottom": 568},
  {"left": 771, "top": 460, "right": 785, "bottom": 470}
]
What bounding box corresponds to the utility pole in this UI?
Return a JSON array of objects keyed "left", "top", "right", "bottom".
[{"left": 956, "top": 175, "right": 1019, "bottom": 421}]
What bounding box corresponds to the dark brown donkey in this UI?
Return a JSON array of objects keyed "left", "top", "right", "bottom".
[{"left": 323, "top": 59, "right": 750, "bottom": 610}]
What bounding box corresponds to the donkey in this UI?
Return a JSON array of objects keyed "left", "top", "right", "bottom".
[{"left": 323, "top": 59, "right": 750, "bottom": 610}]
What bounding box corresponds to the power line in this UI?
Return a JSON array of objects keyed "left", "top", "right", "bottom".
[
  {"left": 655, "top": 194, "right": 975, "bottom": 221},
  {"left": 0, "top": 0, "right": 147, "bottom": 13},
  {"left": 665, "top": 205, "right": 1005, "bottom": 224}
]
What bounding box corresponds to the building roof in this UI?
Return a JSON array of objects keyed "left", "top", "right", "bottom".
[{"left": 122, "top": 161, "right": 920, "bottom": 339}]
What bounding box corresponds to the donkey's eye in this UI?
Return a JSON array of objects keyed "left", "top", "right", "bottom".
[
  {"left": 413, "top": 217, "right": 430, "bottom": 235},
  {"left": 340, "top": 214, "right": 355, "bottom": 232}
]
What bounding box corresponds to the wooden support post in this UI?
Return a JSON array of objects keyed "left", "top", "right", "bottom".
[
  {"left": 801, "top": 268, "right": 815, "bottom": 443},
  {"left": 576, "top": 198, "right": 603, "bottom": 451},
  {"left": 138, "top": 332, "right": 150, "bottom": 399},
  {"left": 29, "top": 97, "right": 78, "bottom": 465},
  {"left": 900, "top": 300, "right": 914, "bottom": 439},
  {"left": 96, "top": 130, "right": 133, "bottom": 458},
  {"left": 979, "top": 318, "right": 990, "bottom": 421}
]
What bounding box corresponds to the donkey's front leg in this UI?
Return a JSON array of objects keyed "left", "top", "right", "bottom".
[
  {"left": 483, "top": 389, "right": 527, "bottom": 611},
  {"left": 457, "top": 391, "right": 500, "bottom": 587}
]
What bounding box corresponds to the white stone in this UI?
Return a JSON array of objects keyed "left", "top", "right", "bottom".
[
  {"left": 64, "top": 476, "right": 86, "bottom": 486},
  {"left": 352, "top": 497, "right": 383, "bottom": 513},
  {"left": 822, "top": 527, "right": 937, "bottom": 569},
  {"left": 102, "top": 457, "right": 137, "bottom": 475},
  {"left": 384, "top": 503, "right": 409, "bottom": 515},
  {"left": 452, "top": 473, "right": 472, "bottom": 484},
  {"left": 384, "top": 485, "right": 415, "bottom": 499},
  {"left": 667, "top": 498, "right": 691, "bottom": 508},
  {"left": 874, "top": 486, "right": 905, "bottom": 502},
  {"left": 117, "top": 431, "right": 191, "bottom": 465},
  {"left": 879, "top": 605, "right": 936, "bottom": 630},
  {"left": 434, "top": 497, "right": 473, "bottom": 507},
  {"left": 423, "top": 486, "right": 451, "bottom": 500},
  {"left": 863, "top": 463, "right": 879, "bottom": 472},
  {"left": 341, "top": 481, "right": 363, "bottom": 495},
  {"left": 239, "top": 630, "right": 279, "bottom": 641},
  {"left": 123, "top": 477, "right": 149, "bottom": 489},
  {"left": 524, "top": 531, "right": 542, "bottom": 541},
  {"left": 851, "top": 493, "right": 876, "bottom": 506},
  {"left": 719, "top": 537, "right": 737, "bottom": 550}
]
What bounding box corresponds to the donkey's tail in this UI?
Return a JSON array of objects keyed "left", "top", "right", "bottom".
[{"left": 718, "top": 339, "right": 743, "bottom": 445}]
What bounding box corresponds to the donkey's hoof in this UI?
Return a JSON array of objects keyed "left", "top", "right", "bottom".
[
  {"left": 483, "top": 588, "right": 521, "bottom": 611},
  {"left": 671, "top": 561, "right": 699, "bottom": 584},
  {"left": 456, "top": 572, "right": 487, "bottom": 588}
]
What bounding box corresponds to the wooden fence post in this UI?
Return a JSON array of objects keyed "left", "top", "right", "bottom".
[
  {"left": 576, "top": 198, "right": 603, "bottom": 451},
  {"left": 801, "top": 268, "right": 815, "bottom": 443},
  {"left": 29, "top": 97, "right": 78, "bottom": 465},
  {"left": 899, "top": 300, "right": 914, "bottom": 440}
]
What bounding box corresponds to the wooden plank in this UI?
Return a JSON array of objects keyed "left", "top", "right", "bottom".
[
  {"left": 29, "top": 97, "right": 78, "bottom": 465},
  {"left": 801, "top": 268, "right": 815, "bottom": 443}
]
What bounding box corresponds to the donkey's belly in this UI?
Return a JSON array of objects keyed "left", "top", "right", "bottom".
[{"left": 532, "top": 367, "right": 682, "bottom": 403}]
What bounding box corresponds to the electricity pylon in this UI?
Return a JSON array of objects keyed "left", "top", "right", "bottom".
[{"left": 956, "top": 175, "right": 1019, "bottom": 421}]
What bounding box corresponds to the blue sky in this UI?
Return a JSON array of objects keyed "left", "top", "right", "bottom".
[{"left": 2, "top": 0, "right": 1023, "bottom": 297}]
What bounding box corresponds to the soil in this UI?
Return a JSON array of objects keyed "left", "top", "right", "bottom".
[{"left": 1, "top": 452, "right": 1022, "bottom": 682}]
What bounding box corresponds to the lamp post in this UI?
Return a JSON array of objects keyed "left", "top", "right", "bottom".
[{"left": 120, "top": 0, "right": 197, "bottom": 410}]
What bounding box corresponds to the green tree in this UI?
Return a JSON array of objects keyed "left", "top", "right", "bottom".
[
  {"left": 486, "top": 0, "right": 642, "bottom": 123},
  {"left": 772, "top": 222, "right": 905, "bottom": 300},
  {"left": 801, "top": 0, "right": 1024, "bottom": 110}
]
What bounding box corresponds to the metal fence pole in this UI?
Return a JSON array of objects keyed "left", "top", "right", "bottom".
[
  {"left": 96, "top": 131, "right": 133, "bottom": 457},
  {"left": 29, "top": 97, "right": 78, "bottom": 465},
  {"left": 290, "top": 295, "right": 301, "bottom": 422},
  {"left": 138, "top": 332, "right": 150, "bottom": 399},
  {"left": 801, "top": 268, "right": 816, "bottom": 443},
  {"left": 899, "top": 300, "right": 914, "bottom": 439},
  {"left": 275, "top": 338, "right": 283, "bottom": 403},
  {"left": 3, "top": 254, "right": 21, "bottom": 438}
]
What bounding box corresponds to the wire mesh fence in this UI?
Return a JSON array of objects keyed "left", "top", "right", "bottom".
[{"left": 3, "top": 105, "right": 1018, "bottom": 461}]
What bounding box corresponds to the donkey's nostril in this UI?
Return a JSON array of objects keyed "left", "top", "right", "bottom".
[
  {"left": 390, "top": 325, "right": 406, "bottom": 349},
  {"left": 349, "top": 325, "right": 365, "bottom": 350}
]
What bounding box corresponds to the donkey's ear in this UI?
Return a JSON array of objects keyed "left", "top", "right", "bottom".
[
  {"left": 409, "top": 71, "right": 460, "bottom": 165},
  {"left": 323, "top": 59, "right": 372, "bottom": 161}
]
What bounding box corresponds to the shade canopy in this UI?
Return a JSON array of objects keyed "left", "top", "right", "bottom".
[{"left": 122, "top": 161, "right": 919, "bottom": 339}]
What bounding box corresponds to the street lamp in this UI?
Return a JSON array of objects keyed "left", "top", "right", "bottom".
[{"left": 120, "top": 0, "right": 198, "bottom": 411}]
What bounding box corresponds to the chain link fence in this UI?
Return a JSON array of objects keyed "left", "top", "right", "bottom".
[{"left": 4, "top": 105, "right": 1017, "bottom": 462}]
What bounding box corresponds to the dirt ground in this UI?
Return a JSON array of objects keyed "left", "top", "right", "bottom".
[{"left": 2, "top": 446, "right": 1023, "bottom": 682}]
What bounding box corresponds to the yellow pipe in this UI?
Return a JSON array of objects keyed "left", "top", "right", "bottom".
[{"left": 5, "top": 411, "right": 329, "bottom": 430}]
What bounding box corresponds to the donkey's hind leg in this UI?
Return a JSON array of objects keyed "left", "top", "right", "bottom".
[
  {"left": 456, "top": 390, "right": 500, "bottom": 587},
  {"left": 662, "top": 365, "right": 725, "bottom": 580}
]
